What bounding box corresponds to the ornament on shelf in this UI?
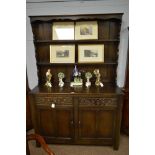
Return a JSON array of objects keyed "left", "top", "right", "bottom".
[
  {"left": 85, "top": 72, "right": 92, "bottom": 87},
  {"left": 58, "top": 72, "right": 65, "bottom": 87},
  {"left": 73, "top": 65, "right": 78, "bottom": 77},
  {"left": 70, "top": 65, "right": 83, "bottom": 87},
  {"left": 94, "top": 69, "right": 104, "bottom": 87},
  {"left": 45, "top": 69, "right": 52, "bottom": 88}
]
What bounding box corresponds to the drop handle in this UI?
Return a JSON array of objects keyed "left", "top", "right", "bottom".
[
  {"left": 70, "top": 121, "right": 74, "bottom": 125},
  {"left": 79, "top": 121, "right": 81, "bottom": 124},
  {"left": 51, "top": 103, "right": 55, "bottom": 108}
]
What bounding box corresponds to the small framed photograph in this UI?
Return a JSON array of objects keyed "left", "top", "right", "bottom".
[
  {"left": 75, "top": 21, "right": 98, "bottom": 40},
  {"left": 50, "top": 45, "right": 75, "bottom": 63},
  {"left": 78, "top": 44, "right": 104, "bottom": 63},
  {"left": 52, "top": 22, "right": 74, "bottom": 40}
]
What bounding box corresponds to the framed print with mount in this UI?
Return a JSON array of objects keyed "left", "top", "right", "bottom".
[
  {"left": 50, "top": 45, "right": 75, "bottom": 63},
  {"left": 78, "top": 44, "right": 104, "bottom": 63},
  {"left": 75, "top": 21, "right": 98, "bottom": 40},
  {"left": 52, "top": 22, "right": 74, "bottom": 40}
]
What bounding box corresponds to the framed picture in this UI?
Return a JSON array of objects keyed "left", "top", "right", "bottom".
[
  {"left": 78, "top": 44, "right": 104, "bottom": 63},
  {"left": 50, "top": 45, "right": 75, "bottom": 63},
  {"left": 52, "top": 22, "right": 74, "bottom": 40},
  {"left": 75, "top": 21, "right": 98, "bottom": 40}
]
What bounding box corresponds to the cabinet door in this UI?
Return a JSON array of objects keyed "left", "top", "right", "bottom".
[
  {"left": 78, "top": 97, "right": 117, "bottom": 145},
  {"left": 79, "top": 109, "right": 96, "bottom": 139},
  {"left": 97, "top": 110, "right": 114, "bottom": 138},
  {"left": 37, "top": 107, "right": 74, "bottom": 143},
  {"left": 35, "top": 96, "right": 74, "bottom": 143},
  {"left": 78, "top": 109, "right": 114, "bottom": 139},
  {"left": 38, "top": 108, "right": 55, "bottom": 137}
]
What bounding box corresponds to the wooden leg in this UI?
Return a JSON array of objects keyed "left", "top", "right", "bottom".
[
  {"left": 27, "top": 134, "right": 55, "bottom": 155},
  {"left": 113, "top": 141, "right": 119, "bottom": 150},
  {"left": 113, "top": 96, "right": 123, "bottom": 150},
  {"left": 113, "top": 127, "right": 120, "bottom": 150}
]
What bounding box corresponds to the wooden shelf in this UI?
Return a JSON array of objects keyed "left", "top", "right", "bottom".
[
  {"left": 31, "top": 14, "right": 121, "bottom": 85},
  {"left": 34, "top": 39, "right": 119, "bottom": 44},
  {"left": 37, "top": 62, "right": 118, "bottom": 66}
]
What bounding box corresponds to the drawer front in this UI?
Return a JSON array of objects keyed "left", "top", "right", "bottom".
[
  {"left": 79, "top": 97, "right": 117, "bottom": 108},
  {"left": 35, "top": 96, "right": 73, "bottom": 107}
]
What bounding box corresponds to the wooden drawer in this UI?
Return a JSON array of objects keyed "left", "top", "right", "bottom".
[
  {"left": 34, "top": 96, "right": 73, "bottom": 107},
  {"left": 79, "top": 97, "right": 117, "bottom": 108}
]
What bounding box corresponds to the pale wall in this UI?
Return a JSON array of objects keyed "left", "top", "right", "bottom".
[{"left": 26, "top": 0, "right": 129, "bottom": 89}]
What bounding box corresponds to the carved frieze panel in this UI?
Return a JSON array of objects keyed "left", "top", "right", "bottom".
[
  {"left": 79, "top": 97, "right": 117, "bottom": 107},
  {"left": 35, "top": 96, "right": 72, "bottom": 106}
]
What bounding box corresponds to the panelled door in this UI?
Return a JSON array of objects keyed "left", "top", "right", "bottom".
[
  {"left": 78, "top": 97, "right": 117, "bottom": 145},
  {"left": 36, "top": 96, "right": 74, "bottom": 143}
]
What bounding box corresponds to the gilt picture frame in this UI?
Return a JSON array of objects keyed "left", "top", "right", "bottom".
[
  {"left": 78, "top": 44, "right": 104, "bottom": 63},
  {"left": 50, "top": 45, "right": 75, "bottom": 63},
  {"left": 75, "top": 21, "right": 98, "bottom": 40},
  {"left": 52, "top": 22, "right": 74, "bottom": 40}
]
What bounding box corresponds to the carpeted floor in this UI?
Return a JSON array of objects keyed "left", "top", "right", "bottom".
[{"left": 27, "top": 130, "right": 129, "bottom": 155}]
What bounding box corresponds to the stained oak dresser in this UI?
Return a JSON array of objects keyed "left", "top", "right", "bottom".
[{"left": 29, "top": 14, "right": 124, "bottom": 150}]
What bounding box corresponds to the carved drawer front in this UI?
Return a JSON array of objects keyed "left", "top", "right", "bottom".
[
  {"left": 79, "top": 97, "right": 117, "bottom": 107},
  {"left": 35, "top": 96, "right": 73, "bottom": 107}
]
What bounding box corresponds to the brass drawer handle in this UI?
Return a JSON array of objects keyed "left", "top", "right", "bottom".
[{"left": 51, "top": 103, "right": 55, "bottom": 109}]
